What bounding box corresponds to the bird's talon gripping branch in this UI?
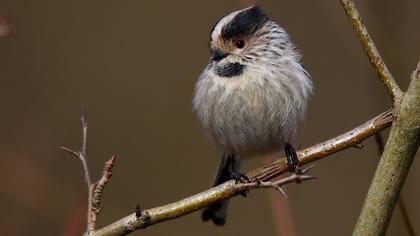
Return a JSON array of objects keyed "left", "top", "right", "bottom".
[
  {"left": 231, "top": 172, "right": 250, "bottom": 184},
  {"left": 285, "top": 143, "right": 300, "bottom": 173},
  {"left": 231, "top": 172, "right": 250, "bottom": 197}
]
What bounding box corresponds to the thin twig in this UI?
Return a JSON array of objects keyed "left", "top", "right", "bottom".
[
  {"left": 374, "top": 133, "right": 415, "bottom": 236},
  {"left": 62, "top": 107, "right": 116, "bottom": 235},
  {"left": 61, "top": 107, "right": 94, "bottom": 233},
  {"left": 91, "top": 109, "right": 393, "bottom": 236},
  {"left": 340, "top": 0, "right": 403, "bottom": 103},
  {"left": 250, "top": 165, "right": 316, "bottom": 198},
  {"left": 81, "top": 105, "right": 88, "bottom": 166},
  {"left": 90, "top": 156, "right": 117, "bottom": 231}
]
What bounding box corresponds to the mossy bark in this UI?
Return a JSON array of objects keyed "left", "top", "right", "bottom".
[{"left": 353, "top": 65, "right": 420, "bottom": 236}]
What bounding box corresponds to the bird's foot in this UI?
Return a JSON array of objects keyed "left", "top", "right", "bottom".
[
  {"left": 230, "top": 171, "right": 250, "bottom": 184},
  {"left": 230, "top": 171, "right": 250, "bottom": 197},
  {"left": 285, "top": 143, "right": 301, "bottom": 174}
]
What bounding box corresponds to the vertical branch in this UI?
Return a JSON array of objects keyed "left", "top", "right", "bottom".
[
  {"left": 62, "top": 107, "right": 116, "bottom": 235},
  {"left": 81, "top": 106, "right": 89, "bottom": 173},
  {"left": 61, "top": 107, "right": 94, "bottom": 233},
  {"left": 340, "top": 0, "right": 403, "bottom": 103},
  {"left": 78, "top": 106, "right": 95, "bottom": 233}
]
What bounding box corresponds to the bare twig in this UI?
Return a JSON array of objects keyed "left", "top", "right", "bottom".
[
  {"left": 62, "top": 107, "right": 116, "bottom": 235},
  {"left": 340, "top": 0, "right": 403, "bottom": 103},
  {"left": 91, "top": 110, "right": 393, "bottom": 236},
  {"left": 61, "top": 107, "right": 93, "bottom": 232},
  {"left": 250, "top": 165, "right": 316, "bottom": 198},
  {"left": 90, "top": 156, "right": 117, "bottom": 231}
]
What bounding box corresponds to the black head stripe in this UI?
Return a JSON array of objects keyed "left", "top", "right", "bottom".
[{"left": 222, "top": 6, "right": 268, "bottom": 40}]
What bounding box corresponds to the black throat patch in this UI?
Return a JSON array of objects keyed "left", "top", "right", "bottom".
[
  {"left": 215, "top": 63, "right": 245, "bottom": 77},
  {"left": 222, "top": 6, "right": 268, "bottom": 40}
]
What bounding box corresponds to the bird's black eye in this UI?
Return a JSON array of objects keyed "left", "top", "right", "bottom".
[{"left": 235, "top": 39, "right": 245, "bottom": 49}]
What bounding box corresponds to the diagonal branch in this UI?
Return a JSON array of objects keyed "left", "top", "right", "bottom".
[
  {"left": 374, "top": 133, "right": 415, "bottom": 236},
  {"left": 249, "top": 109, "right": 393, "bottom": 181},
  {"left": 340, "top": 0, "right": 403, "bottom": 103},
  {"left": 91, "top": 109, "right": 393, "bottom": 236},
  {"left": 353, "top": 62, "right": 420, "bottom": 235}
]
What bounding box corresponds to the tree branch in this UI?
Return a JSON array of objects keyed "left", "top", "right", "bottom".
[
  {"left": 374, "top": 133, "right": 415, "bottom": 236},
  {"left": 61, "top": 107, "right": 93, "bottom": 233},
  {"left": 339, "top": 1, "right": 420, "bottom": 235},
  {"left": 353, "top": 61, "right": 420, "bottom": 235},
  {"left": 90, "top": 156, "right": 117, "bottom": 232},
  {"left": 62, "top": 108, "right": 116, "bottom": 235},
  {"left": 340, "top": 0, "right": 403, "bottom": 103},
  {"left": 91, "top": 110, "right": 393, "bottom": 236},
  {"left": 251, "top": 165, "right": 316, "bottom": 198}
]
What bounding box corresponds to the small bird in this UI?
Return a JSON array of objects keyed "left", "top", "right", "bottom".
[{"left": 193, "top": 6, "right": 312, "bottom": 226}]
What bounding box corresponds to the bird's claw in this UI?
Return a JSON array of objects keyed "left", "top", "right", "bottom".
[
  {"left": 285, "top": 143, "right": 300, "bottom": 173},
  {"left": 230, "top": 172, "right": 250, "bottom": 197},
  {"left": 231, "top": 172, "right": 250, "bottom": 184}
]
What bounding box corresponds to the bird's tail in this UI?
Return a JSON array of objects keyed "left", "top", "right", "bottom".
[{"left": 201, "top": 154, "right": 238, "bottom": 226}]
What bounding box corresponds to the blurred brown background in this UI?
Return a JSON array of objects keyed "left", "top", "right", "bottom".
[{"left": 0, "top": 0, "right": 419, "bottom": 235}]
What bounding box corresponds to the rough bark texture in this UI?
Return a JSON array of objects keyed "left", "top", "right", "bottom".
[{"left": 353, "top": 64, "right": 420, "bottom": 236}]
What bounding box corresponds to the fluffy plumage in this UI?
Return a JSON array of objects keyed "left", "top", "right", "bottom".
[{"left": 193, "top": 6, "right": 312, "bottom": 225}]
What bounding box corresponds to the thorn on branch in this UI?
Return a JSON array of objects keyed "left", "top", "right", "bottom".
[
  {"left": 60, "top": 146, "right": 80, "bottom": 157},
  {"left": 253, "top": 165, "right": 316, "bottom": 198},
  {"left": 91, "top": 110, "right": 392, "bottom": 236}
]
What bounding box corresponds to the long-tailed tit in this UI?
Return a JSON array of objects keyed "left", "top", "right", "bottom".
[{"left": 193, "top": 6, "right": 313, "bottom": 226}]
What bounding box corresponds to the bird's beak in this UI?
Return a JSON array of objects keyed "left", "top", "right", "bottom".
[{"left": 210, "top": 50, "right": 228, "bottom": 61}]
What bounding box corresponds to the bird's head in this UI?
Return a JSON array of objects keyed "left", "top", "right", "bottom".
[{"left": 208, "top": 6, "right": 293, "bottom": 78}]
